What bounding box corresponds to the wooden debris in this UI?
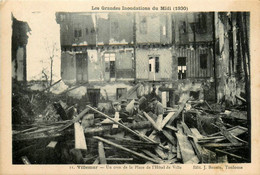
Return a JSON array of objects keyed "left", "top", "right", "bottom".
[
  {"left": 98, "top": 141, "right": 107, "bottom": 164},
  {"left": 165, "top": 125, "right": 178, "bottom": 132},
  {"left": 176, "top": 133, "right": 199, "bottom": 164},
  {"left": 59, "top": 107, "right": 90, "bottom": 131},
  {"left": 176, "top": 142, "right": 181, "bottom": 160},
  {"left": 142, "top": 150, "right": 162, "bottom": 161},
  {"left": 215, "top": 149, "right": 249, "bottom": 161},
  {"left": 87, "top": 105, "right": 157, "bottom": 143},
  {"left": 154, "top": 147, "right": 168, "bottom": 160},
  {"left": 168, "top": 96, "right": 189, "bottom": 125},
  {"left": 112, "top": 112, "right": 120, "bottom": 128},
  {"left": 106, "top": 158, "right": 133, "bottom": 161},
  {"left": 208, "top": 125, "right": 248, "bottom": 137},
  {"left": 21, "top": 156, "right": 31, "bottom": 164},
  {"left": 215, "top": 120, "right": 240, "bottom": 144},
  {"left": 143, "top": 112, "right": 161, "bottom": 131},
  {"left": 162, "top": 130, "right": 176, "bottom": 145},
  {"left": 93, "top": 136, "right": 160, "bottom": 164},
  {"left": 201, "top": 143, "right": 244, "bottom": 148},
  {"left": 160, "top": 112, "right": 175, "bottom": 129},
  {"left": 235, "top": 95, "right": 246, "bottom": 103},
  {"left": 92, "top": 157, "right": 100, "bottom": 164},
  {"left": 74, "top": 122, "right": 87, "bottom": 150},
  {"left": 47, "top": 141, "right": 58, "bottom": 148}
]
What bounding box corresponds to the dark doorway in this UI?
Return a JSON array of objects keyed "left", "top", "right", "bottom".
[
  {"left": 110, "top": 60, "right": 116, "bottom": 78},
  {"left": 76, "top": 53, "right": 88, "bottom": 83},
  {"left": 87, "top": 89, "right": 100, "bottom": 107}
]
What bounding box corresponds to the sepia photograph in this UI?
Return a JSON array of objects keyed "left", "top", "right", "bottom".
[{"left": 11, "top": 10, "right": 251, "bottom": 165}]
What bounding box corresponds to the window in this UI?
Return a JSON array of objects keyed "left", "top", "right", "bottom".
[
  {"left": 149, "top": 57, "right": 160, "bottom": 73},
  {"left": 178, "top": 57, "right": 186, "bottom": 79},
  {"left": 86, "top": 28, "right": 89, "bottom": 35},
  {"left": 200, "top": 54, "right": 207, "bottom": 69},
  {"left": 74, "top": 29, "right": 82, "bottom": 38},
  {"left": 104, "top": 53, "right": 116, "bottom": 78},
  {"left": 140, "top": 16, "right": 147, "bottom": 34},
  {"left": 116, "top": 88, "right": 127, "bottom": 100}
]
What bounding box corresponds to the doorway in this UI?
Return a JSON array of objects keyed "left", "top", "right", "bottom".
[{"left": 76, "top": 53, "right": 88, "bottom": 83}]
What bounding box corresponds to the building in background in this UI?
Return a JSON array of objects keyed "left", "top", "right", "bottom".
[{"left": 55, "top": 12, "right": 217, "bottom": 106}]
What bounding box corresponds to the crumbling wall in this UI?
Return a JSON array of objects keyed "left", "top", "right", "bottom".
[
  {"left": 215, "top": 12, "right": 248, "bottom": 105},
  {"left": 136, "top": 48, "right": 172, "bottom": 80},
  {"left": 61, "top": 52, "right": 77, "bottom": 84}
]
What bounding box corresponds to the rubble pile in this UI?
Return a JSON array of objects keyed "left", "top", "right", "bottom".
[{"left": 12, "top": 85, "right": 249, "bottom": 164}]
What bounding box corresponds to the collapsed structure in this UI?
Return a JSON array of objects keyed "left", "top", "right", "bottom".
[{"left": 12, "top": 12, "right": 250, "bottom": 164}]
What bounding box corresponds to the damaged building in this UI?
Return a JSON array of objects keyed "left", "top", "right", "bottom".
[
  {"left": 12, "top": 12, "right": 250, "bottom": 165},
  {"left": 55, "top": 12, "right": 217, "bottom": 109}
]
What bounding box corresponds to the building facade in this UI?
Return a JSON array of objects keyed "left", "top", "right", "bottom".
[{"left": 56, "top": 12, "right": 214, "bottom": 106}]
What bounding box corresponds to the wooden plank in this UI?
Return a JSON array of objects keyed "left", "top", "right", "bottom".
[
  {"left": 143, "top": 112, "right": 161, "bottom": 131},
  {"left": 98, "top": 141, "right": 107, "bottom": 164},
  {"left": 93, "top": 136, "right": 160, "bottom": 164},
  {"left": 155, "top": 147, "right": 168, "bottom": 160},
  {"left": 92, "top": 157, "right": 100, "bottom": 164},
  {"left": 168, "top": 96, "right": 189, "bottom": 125},
  {"left": 215, "top": 149, "right": 249, "bottom": 161},
  {"left": 176, "top": 142, "right": 181, "bottom": 160},
  {"left": 126, "top": 99, "right": 135, "bottom": 113},
  {"left": 106, "top": 158, "right": 133, "bottom": 161},
  {"left": 21, "top": 156, "right": 31, "bottom": 164},
  {"left": 190, "top": 128, "right": 204, "bottom": 139},
  {"left": 176, "top": 133, "right": 199, "bottom": 164},
  {"left": 235, "top": 95, "right": 246, "bottom": 103},
  {"left": 187, "top": 128, "right": 217, "bottom": 163},
  {"left": 167, "top": 143, "right": 176, "bottom": 160},
  {"left": 201, "top": 143, "right": 244, "bottom": 148},
  {"left": 165, "top": 125, "right": 178, "bottom": 132},
  {"left": 87, "top": 105, "right": 156, "bottom": 143},
  {"left": 59, "top": 108, "right": 90, "bottom": 131},
  {"left": 112, "top": 112, "right": 120, "bottom": 128},
  {"left": 74, "top": 122, "right": 87, "bottom": 150},
  {"left": 162, "top": 130, "right": 176, "bottom": 145},
  {"left": 142, "top": 150, "right": 162, "bottom": 161},
  {"left": 47, "top": 141, "right": 58, "bottom": 148},
  {"left": 181, "top": 121, "right": 192, "bottom": 136},
  {"left": 161, "top": 92, "right": 167, "bottom": 108},
  {"left": 215, "top": 121, "right": 240, "bottom": 144},
  {"left": 208, "top": 126, "right": 248, "bottom": 137},
  {"left": 160, "top": 112, "right": 175, "bottom": 129}
]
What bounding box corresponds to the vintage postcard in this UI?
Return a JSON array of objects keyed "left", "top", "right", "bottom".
[{"left": 1, "top": 0, "right": 260, "bottom": 174}]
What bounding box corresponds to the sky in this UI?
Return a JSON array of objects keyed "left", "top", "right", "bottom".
[{"left": 12, "top": 10, "right": 61, "bottom": 81}]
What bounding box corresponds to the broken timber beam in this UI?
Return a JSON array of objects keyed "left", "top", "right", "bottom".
[
  {"left": 59, "top": 107, "right": 90, "bottom": 131},
  {"left": 160, "top": 112, "right": 175, "bottom": 129},
  {"left": 87, "top": 105, "right": 156, "bottom": 144},
  {"left": 143, "top": 112, "right": 161, "bottom": 131},
  {"left": 168, "top": 96, "right": 189, "bottom": 125},
  {"left": 93, "top": 136, "right": 160, "bottom": 164},
  {"left": 215, "top": 120, "right": 240, "bottom": 144}
]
